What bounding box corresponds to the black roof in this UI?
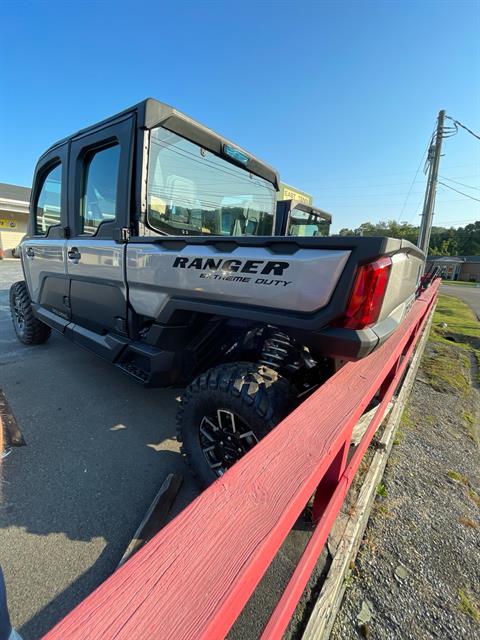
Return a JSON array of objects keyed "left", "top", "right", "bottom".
[
  {"left": 42, "top": 98, "right": 279, "bottom": 189},
  {"left": 0, "top": 182, "right": 31, "bottom": 202}
]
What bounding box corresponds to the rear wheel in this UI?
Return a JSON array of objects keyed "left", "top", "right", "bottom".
[
  {"left": 177, "top": 362, "right": 295, "bottom": 487},
  {"left": 9, "top": 281, "right": 51, "bottom": 345}
]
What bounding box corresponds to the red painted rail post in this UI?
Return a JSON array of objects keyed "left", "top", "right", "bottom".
[{"left": 312, "top": 439, "right": 349, "bottom": 523}]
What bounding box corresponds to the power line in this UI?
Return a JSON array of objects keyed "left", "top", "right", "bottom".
[
  {"left": 323, "top": 198, "right": 477, "bottom": 208},
  {"left": 316, "top": 190, "right": 430, "bottom": 199},
  {"left": 439, "top": 175, "right": 480, "bottom": 191},
  {"left": 437, "top": 181, "right": 480, "bottom": 203},
  {"left": 431, "top": 218, "right": 479, "bottom": 223},
  {"left": 298, "top": 164, "right": 479, "bottom": 188},
  {"left": 397, "top": 127, "right": 436, "bottom": 222},
  {"left": 445, "top": 116, "right": 480, "bottom": 142}
]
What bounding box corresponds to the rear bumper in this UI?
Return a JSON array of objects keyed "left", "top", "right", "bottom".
[{"left": 312, "top": 314, "right": 401, "bottom": 360}]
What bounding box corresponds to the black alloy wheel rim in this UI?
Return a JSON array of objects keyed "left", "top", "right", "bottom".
[
  {"left": 199, "top": 409, "right": 259, "bottom": 476},
  {"left": 12, "top": 295, "right": 25, "bottom": 335}
]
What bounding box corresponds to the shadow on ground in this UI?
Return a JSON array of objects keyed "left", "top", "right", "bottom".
[{"left": 0, "top": 264, "right": 200, "bottom": 638}]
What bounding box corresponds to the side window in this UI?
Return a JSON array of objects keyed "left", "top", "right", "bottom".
[
  {"left": 81, "top": 144, "right": 120, "bottom": 235},
  {"left": 35, "top": 163, "right": 62, "bottom": 235}
]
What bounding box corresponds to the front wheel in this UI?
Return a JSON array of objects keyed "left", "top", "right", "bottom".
[
  {"left": 177, "top": 362, "right": 295, "bottom": 487},
  {"left": 10, "top": 281, "right": 51, "bottom": 345}
]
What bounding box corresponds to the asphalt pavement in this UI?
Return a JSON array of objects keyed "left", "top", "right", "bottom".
[
  {"left": 441, "top": 283, "right": 480, "bottom": 318},
  {"left": 0, "top": 260, "right": 199, "bottom": 638}
]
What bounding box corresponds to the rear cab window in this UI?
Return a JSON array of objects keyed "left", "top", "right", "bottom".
[{"left": 146, "top": 127, "right": 276, "bottom": 236}]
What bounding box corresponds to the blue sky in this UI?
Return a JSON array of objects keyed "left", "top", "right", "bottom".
[{"left": 0, "top": 0, "right": 478, "bottom": 232}]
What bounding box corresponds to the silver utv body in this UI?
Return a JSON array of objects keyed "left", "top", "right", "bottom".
[{"left": 19, "top": 98, "right": 425, "bottom": 386}]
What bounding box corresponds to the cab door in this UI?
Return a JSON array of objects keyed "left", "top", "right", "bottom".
[
  {"left": 66, "top": 117, "right": 134, "bottom": 335},
  {"left": 22, "top": 144, "right": 70, "bottom": 332}
]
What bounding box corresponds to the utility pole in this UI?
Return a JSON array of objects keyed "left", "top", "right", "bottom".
[{"left": 417, "top": 109, "right": 446, "bottom": 254}]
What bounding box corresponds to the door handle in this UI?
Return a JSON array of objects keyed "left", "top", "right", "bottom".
[
  {"left": 67, "top": 247, "right": 81, "bottom": 262},
  {"left": 26, "top": 247, "right": 35, "bottom": 258}
]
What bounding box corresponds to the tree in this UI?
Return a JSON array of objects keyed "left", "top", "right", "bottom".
[
  {"left": 457, "top": 222, "right": 480, "bottom": 255},
  {"left": 334, "top": 219, "right": 479, "bottom": 256}
]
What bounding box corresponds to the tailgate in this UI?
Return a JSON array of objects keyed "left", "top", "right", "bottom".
[
  {"left": 126, "top": 236, "right": 423, "bottom": 330},
  {"left": 127, "top": 242, "right": 350, "bottom": 316}
]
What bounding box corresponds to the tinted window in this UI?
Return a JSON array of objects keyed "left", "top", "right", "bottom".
[
  {"left": 147, "top": 127, "right": 275, "bottom": 236},
  {"left": 81, "top": 144, "right": 120, "bottom": 235},
  {"left": 35, "top": 163, "right": 62, "bottom": 235},
  {"left": 287, "top": 210, "right": 331, "bottom": 237}
]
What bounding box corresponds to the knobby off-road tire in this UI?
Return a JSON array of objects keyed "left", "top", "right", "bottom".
[
  {"left": 10, "top": 281, "right": 51, "bottom": 345},
  {"left": 177, "top": 362, "right": 295, "bottom": 487}
]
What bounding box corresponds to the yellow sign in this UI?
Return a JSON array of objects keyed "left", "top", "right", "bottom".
[
  {"left": 282, "top": 187, "right": 311, "bottom": 205},
  {"left": 0, "top": 217, "right": 17, "bottom": 229},
  {"left": 278, "top": 183, "right": 313, "bottom": 206}
]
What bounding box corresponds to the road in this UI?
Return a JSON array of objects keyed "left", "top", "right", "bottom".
[
  {"left": 441, "top": 283, "right": 480, "bottom": 318},
  {"left": 0, "top": 260, "right": 199, "bottom": 638}
]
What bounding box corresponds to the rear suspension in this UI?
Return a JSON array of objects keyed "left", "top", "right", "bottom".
[{"left": 259, "top": 330, "right": 294, "bottom": 370}]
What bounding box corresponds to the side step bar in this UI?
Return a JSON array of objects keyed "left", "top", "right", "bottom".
[{"left": 32, "top": 303, "right": 176, "bottom": 386}]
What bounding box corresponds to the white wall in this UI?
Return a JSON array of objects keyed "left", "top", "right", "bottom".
[{"left": 0, "top": 210, "right": 28, "bottom": 256}]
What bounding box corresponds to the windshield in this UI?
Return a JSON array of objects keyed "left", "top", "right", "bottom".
[
  {"left": 287, "top": 209, "right": 331, "bottom": 237},
  {"left": 146, "top": 126, "right": 276, "bottom": 236}
]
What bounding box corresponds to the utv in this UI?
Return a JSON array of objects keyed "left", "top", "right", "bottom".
[
  {"left": 10, "top": 98, "right": 424, "bottom": 486},
  {"left": 275, "top": 200, "right": 331, "bottom": 237}
]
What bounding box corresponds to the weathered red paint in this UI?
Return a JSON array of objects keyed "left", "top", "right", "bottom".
[{"left": 43, "top": 281, "right": 439, "bottom": 640}]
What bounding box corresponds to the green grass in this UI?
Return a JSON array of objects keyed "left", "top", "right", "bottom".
[
  {"left": 393, "top": 430, "right": 404, "bottom": 446},
  {"left": 422, "top": 345, "right": 471, "bottom": 395},
  {"left": 459, "top": 589, "right": 480, "bottom": 624},
  {"left": 463, "top": 411, "right": 479, "bottom": 446},
  {"left": 343, "top": 571, "right": 355, "bottom": 588},
  {"left": 443, "top": 280, "right": 479, "bottom": 287},
  {"left": 474, "top": 349, "right": 480, "bottom": 385},
  {"left": 447, "top": 469, "right": 470, "bottom": 486},
  {"left": 423, "top": 294, "right": 480, "bottom": 394},
  {"left": 430, "top": 295, "right": 480, "bottom": 349},
  {"left": 394, "top": 404, "right": 421, "bottom": 444},
  {"left": 469, "top": 489, "right": 480, "bottom": 509},
  {"left": 376, "top": 483, "right": 388, "bottom": 498},
  {"left": 401, "top": 405, "right": 414, "bottom": 429},
  {"left": 423, "top": 295, "right": 480, "bottom": 446}
]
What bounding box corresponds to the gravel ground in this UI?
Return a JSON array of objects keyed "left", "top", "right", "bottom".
[{"left": 331, "top": 340, "right": 480, "bottom": 640}]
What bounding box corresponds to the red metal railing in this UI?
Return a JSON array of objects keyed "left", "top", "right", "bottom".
[{"left": 43, "top": 280, "right": 439, "bottom": 640}]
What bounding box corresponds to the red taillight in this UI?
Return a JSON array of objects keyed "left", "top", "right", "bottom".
[{"left": 341, "top": 257, "right": 392, "bottom": 329}]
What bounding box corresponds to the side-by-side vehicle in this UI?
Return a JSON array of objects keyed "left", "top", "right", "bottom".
[{"left": 10, "top": 99, "right": 424, "bottom": 485}]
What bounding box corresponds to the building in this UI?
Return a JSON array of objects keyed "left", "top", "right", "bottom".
[
  {"left": 0, "top": 182, "right": 30, "bottom": 256},
  {"left": 427, "top": 255, "right": 480, "bottom": 282},
  {"left": 458, "top": 256, "right": 480, "bottom": 282}
]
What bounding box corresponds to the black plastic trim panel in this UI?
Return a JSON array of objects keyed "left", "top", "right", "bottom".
[
  {"left": 128, "top": 234, "right": 424, "bottom": 260},
  {"left": 32, "top": 304, "right": 69, "bottom": 334}
]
